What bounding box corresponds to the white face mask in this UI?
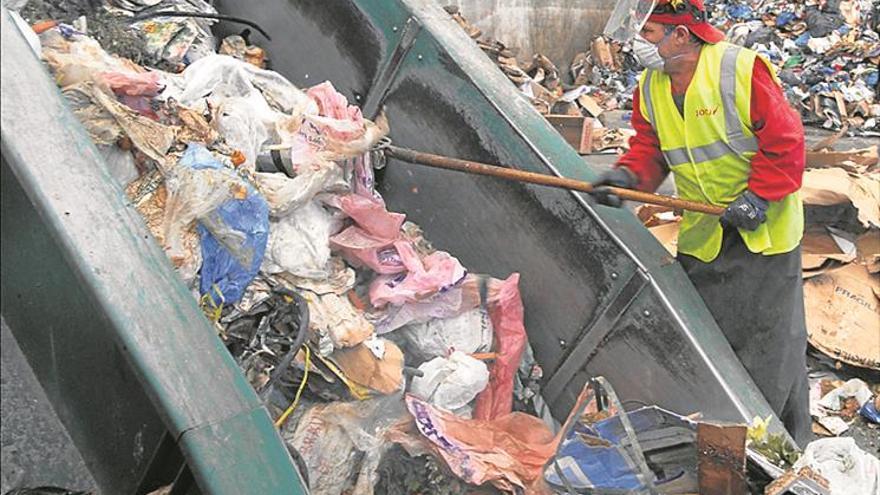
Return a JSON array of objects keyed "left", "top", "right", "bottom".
[{"left": 633, "top": 34, "right": 665, "bottom": 71}]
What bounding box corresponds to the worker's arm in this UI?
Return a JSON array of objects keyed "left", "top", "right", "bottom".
[
  {"left": 747, "top": 61, "right": 805, "bottom": 201},
  {"left": 613, "top": 86, "right": 669, "bottom": 192},
  {"left": 721, "top": 62, "right": 806, "bottom": 230}
]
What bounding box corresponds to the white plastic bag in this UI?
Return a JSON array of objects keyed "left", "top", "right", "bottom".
[
  {"left": 399, "top": 308, "right": 493, "bottom": 363},
  {"left": 163, "top": 55, "right": 316, "bottom": 168},
  {"left": 262, "top": 200, "right": 339, "bottom": 279},
  {"left": 254, "top": 161, "right": 347, "bottom": 218},
  {"left": 161, "top": 149, "right": 241, "bottom": 262},
  {"left": 285, "top": 394, "right": 406, "bottom": 495},
  {"left": 409, "top": 351, "right": 490, "bottom": 416},
  {"left": 792, "top": 437, "right": 880, "bottom": 495}
]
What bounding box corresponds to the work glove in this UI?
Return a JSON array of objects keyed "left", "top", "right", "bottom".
[
  {"left": 591, "top": 167, "right": 638, "bottom": 208},
  {"left": 720, "top": 190, "right": 769, "bottom": 231}
]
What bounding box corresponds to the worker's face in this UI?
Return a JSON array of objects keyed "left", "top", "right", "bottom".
[
  {"left": 640, "top": 21, "right": 692, "bottom": 60},
  {"left": 639, "top": 21, "right": 695, "bottom": 71}
]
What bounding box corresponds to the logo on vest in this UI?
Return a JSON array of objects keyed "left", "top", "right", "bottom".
[{"left": 695, "top": 106, "right": 719, "bottom": 117}]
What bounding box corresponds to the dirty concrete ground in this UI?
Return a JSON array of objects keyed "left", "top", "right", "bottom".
[
  {"left": 0, "top": 318, "right": 97, "bottom": 494},
  {"left": 807, "top": 352, "right": 880, "bottom": 455}
]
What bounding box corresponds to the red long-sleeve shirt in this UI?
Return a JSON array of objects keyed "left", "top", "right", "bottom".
[{"left": 616, "top": 61, "right": 805, "bottom": 201}]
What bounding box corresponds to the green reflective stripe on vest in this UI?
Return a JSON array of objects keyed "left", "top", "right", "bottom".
[{"left": 637, "top": 42, "right": 803, "bottom": 262}]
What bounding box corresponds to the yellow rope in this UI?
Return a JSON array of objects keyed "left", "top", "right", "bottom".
[
  {"left": 199, "top": 284, "right": 225, "bottom": 323},
  {"left": 274, "top": 345, "right": 311, "bottom": 429}
]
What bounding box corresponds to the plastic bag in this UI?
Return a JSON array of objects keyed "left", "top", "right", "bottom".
[
  {"left": 792, "top": 437, "right": 880, "bottom": 495},
  {"left": 329, "top": 229, "right": 405, "bottom": 274},
  {"left": 399, "top": 308, "right": 493, "bottom": 363},
  {"left": 42, "top": 34, "right": 145, "bottom": 89},
  {"left": 164, "top": 144, "right": 269, "bottom": 305},
  {"left": 391, "top": 395, "right": 559, "bottom": 493},
  {"left": 166, "top": 54, "right": 314, "bottom": 116},
  {"left": 368, "top": 242, "right": 467, "bottom": 307},
  {"left": 261, "top": 200, "right": 340, "bottom": 279},
  {"left": 473, "top": 273, "right": 527, "bottom": 421},
  {"left": 253, "top": 162, "right": 347, "bottom": 217},
  {"left": 213, "top": 95, "right": 270, "bottom": 168},
  {"left": 62, "top": 83, "right": 175, "bottom": 163},
  {"left": 306, "top": 81, "right": 365, "bottom": 140},
  {"left": 198, "top": 210, "right": 269, "bottom": 305},
  {"left": 96, "top": 70, "right": 164, "bottom": 118},
  {"left": 163, "top": 146, "right": 242, "bottom": 262},
  {"left": 329, "top": 194, "right": 408, "bottom": 275},
  {"left": 371, "top": 273, "right": 492, "bottom": 334},
  {"left": 338, "top": 194, "right": 404, "bottom": 240},
  {"left": 373, "top": 286, "right": 471, "bottom": 335},
  {"left": 410, "top": 351, "right": 490, "bottom": 415},
  {"left": 284, "top": 394, "right": 408, "bottom": 495},
  {"left": 163, "top": 54, "right": 315, "bottom": 167}
]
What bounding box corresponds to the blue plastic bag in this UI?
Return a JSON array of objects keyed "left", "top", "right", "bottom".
[
  {"left": 860, "top": 401, "right": 880, "bottom": 424},
  {"left": 727, "top": 4, "right": 753, "bottom": 20},
  {"left": 176, "top": 144, "right": 269, "bottom": 306},
  {"left": 543, "top": 378, "right": 698, "bottom": 494},
  {"left": 776, "top": 12, "right": 796, "bottom": 26}
]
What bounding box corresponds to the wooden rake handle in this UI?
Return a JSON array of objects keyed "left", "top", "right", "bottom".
[{"left": 384, "top": 145, "right": 726, "bottom": 216}]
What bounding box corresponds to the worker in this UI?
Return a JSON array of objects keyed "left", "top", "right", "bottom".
[{"left": 595, "top": 0, "right": 810, "bottom": 446}]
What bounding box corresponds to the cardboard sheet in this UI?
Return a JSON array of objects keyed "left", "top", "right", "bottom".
[
  {"left": 804, "top": 263, "right": 880, "bottom": 370},
  {"left": 802, "top": 168, "right": 880, "bottom": 228},
  {"left": 647, "top": 221, "right": 680, "bottom": 256},
  {"left": 330, "top": 339, "right": 404, "bottom": 394},
  {"left": 806, "top": 145, "right": 879, "bottom": 173}
]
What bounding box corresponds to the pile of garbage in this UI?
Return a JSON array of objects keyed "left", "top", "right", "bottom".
[
  {"left": 446, "top": 1, "right": 878, "bottom": 158},
  {"left": 444, "top": 6, "right": 641, "bottom": 156},
  {"left": 706, "top": 0, "right": 880, "bottom": 134},
  {"left": 13, "top": 4, "right": 564, "bottom": 493},
  {"left": 444, "top": 5, "right": 562, "bottom": 115}
]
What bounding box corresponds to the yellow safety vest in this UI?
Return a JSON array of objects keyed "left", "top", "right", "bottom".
[{"left": 638, "top": 41, "right": 803, "bottom": 263}]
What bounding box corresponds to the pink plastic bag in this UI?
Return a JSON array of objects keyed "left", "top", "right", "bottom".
[
  {"left": 338, "top": 194, "right": 404, "bottom": 240},
  {"left": 329, "top": 226, "right": 404, "bottom": 274},
  {"left": 97, "top": 70, "right": 163, "bottom": 96},
  {"left": 306, "top": 81, "right": 364, "bottom": 140},
  {"left": 329, "top": 193, "right": 407, "bottom": 274},
  {"left": 369, "top": 241, "right": 467, "bottom": 308},
  {"left": 474, "top": 273, "right": 527, "bottom": 420},
  {"left": 97, "top": 71, "right": 163, "bottom": 118}
]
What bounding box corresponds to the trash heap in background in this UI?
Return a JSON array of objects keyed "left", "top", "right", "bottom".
[
  {"left": 706, "top": 0, "right": 879, "bottom": 134},
  {"left": 446, "top": 1, "right": 878, "bottom": 158},
  {"left": 443, "top": 6, "right": 641, "bottom": 156}
]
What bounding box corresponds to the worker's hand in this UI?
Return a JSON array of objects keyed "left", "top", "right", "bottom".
[
  {"left": 591, "top": 167, "right": 638, "bottom": 208},
  {"left": 720, "top": 191, "right": 769, "bottom": 231}
]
